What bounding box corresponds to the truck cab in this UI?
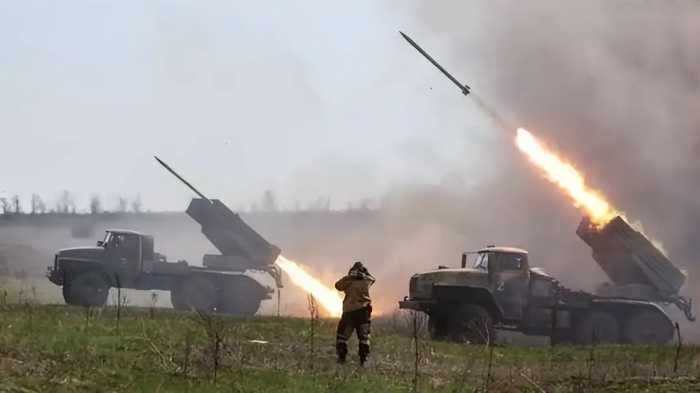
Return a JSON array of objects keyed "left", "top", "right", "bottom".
[
  {"left": 472, "top": 247, "right": 531, "bottom": 321},
  {"left": 98, "top": 230, "right": 157, "bottom": 274},
  {"left": 49, "top": 230, "right": 175, "bottom": 285},
  {"left": 49, "top": 230, "right": 178, "bottom": 306},
  {"left": 400, "top": 246, "right": 534, "bottom": 340}
]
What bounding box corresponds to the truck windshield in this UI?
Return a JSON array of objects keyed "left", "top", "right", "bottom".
[{"left": 472, "top": 253, "right": 489, "bottom": 270}]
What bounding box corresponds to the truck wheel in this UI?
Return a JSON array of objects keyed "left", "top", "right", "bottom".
[
  {"left": 170, "top": 284, "right": 188, "bottom": 311},
  {"left": 219, "top": 276, "right": 263, "bottom": 316},
  {"left": 551, "top": 330, "right": 576, "bottom": 345},
  {"left": 623, "top": 311, "right": 673, "bottom": 345},
  {"left": 63, "top": 272, "right": 109, "bottom": 307},
  {"left": 428, "top": 314, "right": 448, "bottom": 340},
  {"left": 182, "top": 277, "right": 218, "bottom": 312},
  {"left": 575, "top": 311, "right": 620, "bottom": 344},
  {"left": 447, "top": 304, "right": 495, "bottom": 344}
]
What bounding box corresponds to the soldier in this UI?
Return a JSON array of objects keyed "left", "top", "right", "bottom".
[{"left": 334, "top": 261, "right": 375, "bottom": 365}]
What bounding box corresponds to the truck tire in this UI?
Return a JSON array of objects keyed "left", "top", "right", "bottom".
[
  {"left": 623, "top": 310, "right": 673, "bottom": 345},
  {"left": 447, "top": 304, "right": 495, "bottom": 344},
  {"left": 575, "top": 311, "right": 620, "bottom": 344},
  {"left": 170, "top": 284, "right": 188, "bottom": 311},
  {"left": 181, "top": 276, "right": 218, "bottom": 312},
  {"left": 63, "top": 272, "right": 109, "bottom": 307},
  {"left": 551, "top": 331, "right": 576, "bottom": 346},
  {"left": 428, "top": 314, "right": 449, "bottom": 340},
  {"left": 218, "top": 276, "right": 263, "bottom": 316}
]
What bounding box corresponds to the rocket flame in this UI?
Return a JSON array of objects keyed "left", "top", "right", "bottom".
[
  {"left": 515, "top": 128, "right": 619, "bottom": 226},
  {"left": 275, "top": 255, "right": 343, "bottom": 318}
]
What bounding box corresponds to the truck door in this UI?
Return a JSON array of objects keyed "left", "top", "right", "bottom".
[
  {"left": 490, "top": 253, "right": 529, "bottom": 320},
  {"left": 105, "top": 233, "right": 142, "bottom": 273},
  {"left": 140, "top": 235, "right": 155, "bottom": 273}
]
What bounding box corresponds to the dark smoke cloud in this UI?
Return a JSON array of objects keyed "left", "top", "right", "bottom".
[{"left": 412, "top": 1, "right": 700, "bottom": 241}]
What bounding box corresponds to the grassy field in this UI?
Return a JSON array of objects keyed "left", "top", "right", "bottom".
[{"left": 1, "top": 297, "right": 699, "bottom": 392}]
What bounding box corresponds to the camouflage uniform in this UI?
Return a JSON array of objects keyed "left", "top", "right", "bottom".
[{"left": 334, "top": 262, "right": 375, "bottom": 365}]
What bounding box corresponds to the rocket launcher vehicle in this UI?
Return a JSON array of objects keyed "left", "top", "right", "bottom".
[
  {"left": 577, "top": 216, "right": 694, "bottom": 321},
  {"left": 397, "top": 30, "right": 694, "bottom": 323},
  {"left": 155, "top": 156, "right": 283, "bottom": 287}
]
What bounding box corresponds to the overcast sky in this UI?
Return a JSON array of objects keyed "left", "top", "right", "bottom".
[{"left": 1, "top": 1, "right": 500, "bottom": 212}]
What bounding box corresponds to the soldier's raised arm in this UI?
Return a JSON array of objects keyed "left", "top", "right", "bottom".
[
  {"left": 365, "top": 272, "right": 376, "bottom": 286},
  {"left": 335, "top": 275, "right": 351, "bottom": 291}
]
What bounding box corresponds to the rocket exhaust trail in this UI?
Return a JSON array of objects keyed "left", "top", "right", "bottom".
[
  {"left": 470, "top": 93, "right": 511, "bottom": 131},
  {"left": 398, "top": 31, "right": 622, "bottom": 227}
]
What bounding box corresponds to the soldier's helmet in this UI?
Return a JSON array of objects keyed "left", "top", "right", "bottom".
[{"left": 350, "top": 261, "right": 368, "bottom": 275}]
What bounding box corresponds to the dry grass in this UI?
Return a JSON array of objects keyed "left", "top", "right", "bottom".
[{"left": 0, "top": 303, "right": 698, "bottom": 392}]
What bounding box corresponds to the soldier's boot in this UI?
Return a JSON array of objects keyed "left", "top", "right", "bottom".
[
  {"left": 359, "top": 343, "right": 369, "bottom": 366},
  {"left": 336, "top": 342, "right": 348, "bottom": 364},
  {"left": 336, "top": 314, "right": 353, "bottom": 365},
  {"left": 336, "top": 331, "right": 349, "bottom": 364},
  {"left": 358, "top": 322, "right": 371, "bottom": 366}
]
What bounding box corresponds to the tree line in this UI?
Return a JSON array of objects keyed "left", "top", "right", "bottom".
[
  {"left": 0, "top": 189, "right": 376, "bottom": 216},
  {"left": 0, "top": 191, "right": 142, "bottom": 216}
]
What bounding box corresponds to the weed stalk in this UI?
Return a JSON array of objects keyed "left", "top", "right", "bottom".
[
  {"left": 412, "top": 311, "right": 420, "bottom": 392},
  {"left": 181, "top": 329, "right": 193, "bottom": 377},
  {"left": 306, "top": 294, "right": 318, "bottom": 373},
  {"left": 587, "top": 331, "right": 597, "bottom": 382},
  {"left": 673, "top": 322, "right": 682, "bottom": 373},
  {"left": 114, "top": 274, "right": 122, "bottom": 334},
  {"left": 149, "top": 292, "right": 158, "bottom": 319},
  {"left": 484, "top": 338, "right": 495, "bottom": 392},
  {"left": 195, "top": 309, "right": 225, "bottom": 383}
]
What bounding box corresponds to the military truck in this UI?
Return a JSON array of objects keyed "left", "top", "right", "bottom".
[
  {"left": 48, "top": 199, "right": 282, "bottom": 315},
  {"left": 399, "top": 216, "right": 693, "bottom": 345},
  {"left": 47, "top": 158, "right": 283, "bottom": 316}
]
